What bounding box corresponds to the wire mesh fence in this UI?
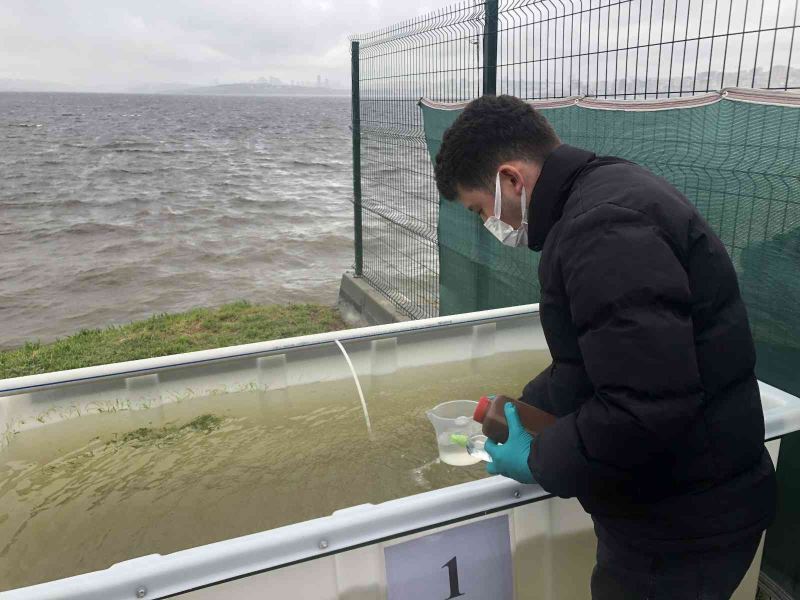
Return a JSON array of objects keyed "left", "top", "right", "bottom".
[
  {"left": 495, "top": 0, "right": 800, "bottom": 99},
  {"left": 349, "top": 3, "right": 485, "bottom": 319},
  {"left": 349, "top": 0, "right": 800, "bottom": 319}
]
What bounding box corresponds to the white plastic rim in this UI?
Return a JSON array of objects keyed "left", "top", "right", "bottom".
[{"left": 0, "top": 304, "right": 541, "bottom": 397}]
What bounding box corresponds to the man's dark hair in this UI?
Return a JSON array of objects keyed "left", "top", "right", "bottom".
[{"left": 434, "top": 94, "right": 560, "bottom": 201}]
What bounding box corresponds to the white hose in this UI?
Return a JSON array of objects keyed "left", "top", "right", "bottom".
[{"left": 334, "top": 339, "right": 373, "bottom": 440}]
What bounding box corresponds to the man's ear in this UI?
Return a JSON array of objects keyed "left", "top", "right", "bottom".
[{"left": 498, "top": 164, "right": 524, "bottom": 194}]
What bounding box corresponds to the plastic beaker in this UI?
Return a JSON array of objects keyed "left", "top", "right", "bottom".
[{"left": 426, "top": 400, "right": 482, "bottom": 466}]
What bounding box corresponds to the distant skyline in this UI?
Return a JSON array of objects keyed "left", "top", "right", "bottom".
[{"left": 0, "top": 0, "right": 458, "bottom": 93}]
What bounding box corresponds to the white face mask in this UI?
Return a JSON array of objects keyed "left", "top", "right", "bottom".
[{"left": 484, "top": 172, "right": 528, "bottom": 247}]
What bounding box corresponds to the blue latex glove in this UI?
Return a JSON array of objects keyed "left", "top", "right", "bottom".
[{"left": 485, "top": 403, "right": 535, "bottom": 484}]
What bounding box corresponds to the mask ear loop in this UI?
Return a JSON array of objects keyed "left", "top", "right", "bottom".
[
  {"left": 520, "top": 185, "right": 528, "bottom": 226},
  {"left": 494, "top": 172, "right": 503, "bottom": 219}
]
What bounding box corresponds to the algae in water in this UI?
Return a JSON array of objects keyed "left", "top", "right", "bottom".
[{"left": 117, "top": 414, "right": 224, "bottom": 446}]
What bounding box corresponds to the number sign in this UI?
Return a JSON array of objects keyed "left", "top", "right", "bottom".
[{"left": 384, "top": 516, "right": 513, "bottom": 600}]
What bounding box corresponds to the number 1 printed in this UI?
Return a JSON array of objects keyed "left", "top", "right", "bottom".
[{"left": 442, "top": 556, "right": 465, "bottom": 599}]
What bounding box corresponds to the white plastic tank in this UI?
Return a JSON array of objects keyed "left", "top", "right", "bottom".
[{"left": 1, "top": 305, "right": 798, "bottom": 599}]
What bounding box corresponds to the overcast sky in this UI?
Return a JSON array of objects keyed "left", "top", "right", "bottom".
[{"left": 0, "top": 0, "right": 458, "bottom": 91}]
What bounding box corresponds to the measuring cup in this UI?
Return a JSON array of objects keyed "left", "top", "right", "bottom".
[{"left": 426, "top": 400, "right": 482, "bottom": 466}]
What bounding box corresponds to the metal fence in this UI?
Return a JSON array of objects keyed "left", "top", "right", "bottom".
[{"left": 349, "top": 0, "right": 800, "bottom": 319}]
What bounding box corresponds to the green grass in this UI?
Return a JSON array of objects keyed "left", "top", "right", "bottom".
[{"left": 0, "top": 301, "right": 346, "bottom": 379}]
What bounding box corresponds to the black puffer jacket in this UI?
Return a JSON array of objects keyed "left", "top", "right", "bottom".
[{"left": 522, "top": 144, "right": 776, "bottom": 552}]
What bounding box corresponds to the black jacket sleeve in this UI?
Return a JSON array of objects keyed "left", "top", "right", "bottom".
[
  {"left": 519, "top": 361, "right": 591, "bottom": 416},
  {"left": 529, "top": 203, "right": 705, "bottom": 498},
  {"left": 519, "top": 364, "right": 551, "bottom": 409}
]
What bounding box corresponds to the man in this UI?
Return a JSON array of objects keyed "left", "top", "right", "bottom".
[{"left": 434, "top": 94, "right": 776, "bottom": 599}]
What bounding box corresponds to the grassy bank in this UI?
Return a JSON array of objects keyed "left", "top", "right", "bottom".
[{"left": 0, "top": 301, "right": 346, "bottom": 379}]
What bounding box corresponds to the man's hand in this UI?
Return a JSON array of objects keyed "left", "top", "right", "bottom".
[{"left": 484, "top": 403, "right": 535, "bottom": 484}]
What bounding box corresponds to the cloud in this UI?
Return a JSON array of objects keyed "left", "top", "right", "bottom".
[{"left": 0, "top": 0, "right": 458, "bottom": 90}]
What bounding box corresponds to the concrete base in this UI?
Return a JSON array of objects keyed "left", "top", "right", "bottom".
[{"left": 336, "top": 272, "right": 412, "bottom": 327}]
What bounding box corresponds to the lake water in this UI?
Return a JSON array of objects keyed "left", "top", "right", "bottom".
[
  {"left": 0, "top": 92, "right": 354, "bottom": 349},
  {"left": 0, "top": 350, "right": 549, "bottom": 590}
]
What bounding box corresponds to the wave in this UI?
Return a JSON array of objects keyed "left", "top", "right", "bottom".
[
  {"left": 59, "top": 198, "right": 92, "bottom": 208},
  {"left": 227, "top": 194, "right": 287, "bottom": 207},
  {"left": 65, "top": 263, "right": 146, "bottom": 290},
  {"left": 1, "top": 173, "right": 27, "bottom": 181},
  {"left": 60, "top": 222, "right": 136, "bottom": 236},
  {"left": 280, "top": 159, "right": 341, "bottom": 170},
  {"left": 95, "top": 167, "right": 156, "bottom": 176},
  {"left": 209, "top": 214, "right": 252, "bottom": 227},
  {"left": 89, "top": 147, "right": 194, "bottom": 157},
  {"left": 0, "top": 200, "right": 30, "bottom": 209},
  {"left": 94, "top": 139, "right": 154, "bottom": 150}
]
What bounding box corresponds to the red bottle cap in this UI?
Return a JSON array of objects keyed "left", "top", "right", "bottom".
[{"left": 474, "top": 396, "right": 493, "bottom": 423}]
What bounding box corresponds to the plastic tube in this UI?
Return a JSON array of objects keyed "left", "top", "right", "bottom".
[{"left": 334, "top": 339, "right": 373, "bottom": 440}]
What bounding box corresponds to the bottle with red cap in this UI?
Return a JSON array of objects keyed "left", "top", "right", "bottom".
[{"left": 473, "top": 394, "right": 557, "bottom": 444}]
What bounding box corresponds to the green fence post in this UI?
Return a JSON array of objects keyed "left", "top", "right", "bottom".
[
  {"left": 472, "top": 0, "right": 500, "bottom": 310},
  {"left": 483, "top": 0, "right": 499, "bottom": 96},
  {"left": 351, "top": 40, "right": 364, "bottom": 277}
]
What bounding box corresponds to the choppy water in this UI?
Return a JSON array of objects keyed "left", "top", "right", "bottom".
[
  {"left": 0, "top": 350, "right": 549, "bottom": 590},
  {"left": 0, "top": 92, "right": 353, "bottom": 349}
]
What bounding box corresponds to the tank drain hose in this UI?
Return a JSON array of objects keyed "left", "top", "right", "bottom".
[{"left": 334, "top": 339, "right": 374, "bottom": 440}]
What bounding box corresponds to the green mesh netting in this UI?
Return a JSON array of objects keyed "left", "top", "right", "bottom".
[{"left": 421, "top": 96, "right": 800, "bottom": 398}]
